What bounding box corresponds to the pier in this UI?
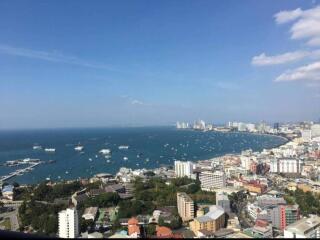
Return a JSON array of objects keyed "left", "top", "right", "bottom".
[{"left": 0, "top": 162, "right": 41, "bottom": 183}]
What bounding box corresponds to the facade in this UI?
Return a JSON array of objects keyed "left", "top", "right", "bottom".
[
  {"left": 190, "top": 205, "right": 225, "bottom": 235},
  {"left": 311, "top": 124, "right": 320, "bottom": 138},
  {"left": 269, "top": 158, "right": 302, "bottom": 174},
  {"left": 284, "top": 215, "right": 320, "bottom": 238},
  {"left": 199, "top": 171, "right": 226, "bottom": 191},
  {"left": 177, "top": 192, "right": 195, "bottom": 222},
  {"left": 174, "top": 161, "right": 194, "bottom": 178},
  {"left": 58, "top": 208, "right": 79, "bottom": 238},
  {"left": 271, "top": 205, "right": 300, "bottom": 230},
  {"left": 301, "top": 130, "right": 312, "bottom": 142},
  {"left": 216, "top": 192, "right": 231, "bottom": 213}
]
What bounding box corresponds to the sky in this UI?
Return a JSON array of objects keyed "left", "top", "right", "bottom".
[{"left": 0, "top": 0, "right": 320, "bottom": 129}]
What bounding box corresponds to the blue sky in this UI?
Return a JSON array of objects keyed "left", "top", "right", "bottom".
[{"left": 0, "top": 0, "right": 319, "bottom": 129}]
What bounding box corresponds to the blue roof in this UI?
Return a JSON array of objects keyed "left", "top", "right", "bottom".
[{"left": 2, "top": 185, "right": 14, "bottom": 192}]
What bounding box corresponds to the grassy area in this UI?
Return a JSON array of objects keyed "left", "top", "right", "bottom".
[{"left": 0, "top": 218, "right": 11, "bottom": 230}]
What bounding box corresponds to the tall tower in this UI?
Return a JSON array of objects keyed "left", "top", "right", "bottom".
[{"left": 58, "top": 207, "right": 79, "bottom": 238}]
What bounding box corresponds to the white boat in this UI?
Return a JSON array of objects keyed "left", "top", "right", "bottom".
[
  {"left": 118, "top": 145, "right": 129, "bottom": 150},
  {"left": 89, "top": 158, "right": 92, "bottom": 162},
  {"left": 99, "top": 149, "right": 111, "bottom": 155},
  {"left": 45, "top": 148, "right": 55, "bottom": 152},
  {"left": 33, "top": 145, "right": 42, "bottom": 150},
  {"left": 74, "top": 145, "right": 84, "bottom": 151},
  {"left": 123, "top": 157, "right": 128, "bottom": 161},
  {"left": 106, "top": 159, "right": 111, "bottom": 163},
  {"left": 104, "top": 155, "right": 111, "bottom": 159}
]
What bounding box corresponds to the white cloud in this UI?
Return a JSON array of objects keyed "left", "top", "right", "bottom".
[
  {"left": 0, "top": 44, "right": 114, "bottom": 70},
  {"left": 251, "top": 51, "right": 310, "bottom": 66},
  {"left": 275, "top": 61, "right": 320, "bottom": 82},
  {"left": 274, "top": 6, "right": 320, "bottom": 46},
  {"left": 274, "top": 8, "right": 303, "bottom": 24},
  {"left": 131, "top": 99, "right": 144, "bottom": 105}
]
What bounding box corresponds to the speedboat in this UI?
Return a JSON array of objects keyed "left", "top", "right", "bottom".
[
  {"left": 74, "top": 145, "right": 84, "bottom": 151},
  {"left": 118, "top": 145, "right": 129, "bottom": 150},
  {"left": 99, "top": 149, "right": 111, "bottom": 155},
  {"left": 45, "top": 148, "right": 55, "bottom": 152}
]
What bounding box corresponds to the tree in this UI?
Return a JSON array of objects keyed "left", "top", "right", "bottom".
[{"left": 146, "top": 224, "right": 156, "bottom": 237}]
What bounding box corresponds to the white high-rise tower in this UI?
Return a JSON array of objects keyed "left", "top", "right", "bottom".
[{"left": 58, "top": 207, "right": 79, "bottom": 238}]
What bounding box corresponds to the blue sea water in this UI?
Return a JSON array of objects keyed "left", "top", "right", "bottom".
[{"left": 0, "top": 126, "right": 286, "bottom": 184}]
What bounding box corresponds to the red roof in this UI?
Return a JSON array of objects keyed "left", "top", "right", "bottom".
[
  {"left": 156, "top": 226, "right": 173, "bottom": 237},
  {"left": 128, "top": 224, "right": 140, "bottom": 236},
  {"left": 128, "top": 217, "right": 139, "bottom": 225}
]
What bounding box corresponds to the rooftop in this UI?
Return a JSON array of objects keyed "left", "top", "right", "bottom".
[{"left": 285, "top": 215, "right": 320, "bottom": 235}]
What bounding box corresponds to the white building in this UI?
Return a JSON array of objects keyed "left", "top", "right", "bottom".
[
  {"left": 284, "top": 215, "right": 320, "bottom": 238},
  {"left": 59, "top": 208, "right": 79, "bottom": 238},
  {"left": 216, "top": 192, "right": 231, "bottom": 213},
  {"left": 311, "top": 124, "right": 320, "bottom": 138},
  {"left": 301, "top": 130, "right": 312, "bottom": 142},
  {"left": 82, "top": 207, "right": 98, "bottom": 221},
  {"left": 174, "top": 161, "right": 194, "bottom": 179},
  {"left": 199, "top": 171, "right": 226, "bottom": 191},
  {"left": 269, "top": 158, "right": 302, "bottom": 174}
]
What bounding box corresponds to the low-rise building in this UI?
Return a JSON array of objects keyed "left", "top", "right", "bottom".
[
  {"left": 284, "top": 215, "right": 320, "bottom": 238},
  {"left": 190, "top": 205, "right": 225, "bottom": 236},
  {"left": 82, "top": 207, "right": 98, "bottom": 221}
]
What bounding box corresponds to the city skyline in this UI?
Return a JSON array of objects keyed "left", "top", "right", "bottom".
[{"left": 0, "top": 0, "right": 320, "bottom": 129}]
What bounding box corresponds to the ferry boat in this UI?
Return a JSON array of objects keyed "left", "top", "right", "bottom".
[
  {"left": 45, "top": 148, "right": 56, "bottom": 152},
  {"left": 74, "top": 145, "right": 84, "bottom": 151},
  {"left": 99, "top": 149, "right": 111, "bottom": 155},
  {"left": 118, "top": 145, "right": 129, "bottom": 150}
]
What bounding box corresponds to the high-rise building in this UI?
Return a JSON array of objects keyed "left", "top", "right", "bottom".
[
  {"left": 199, "top": 171, "right": 226, "bottom": 191},
  {"left": 271, "top": 205, "right": 300, "bottom": 230},
  {"left": 269, "top": 158, "right": 302, "bottom": 174},
  {"left": 301, "top": 130, "right": 312, "bottom": 142},
  {"left": 311, "top": 124, "right": 320, "bottom": 138},
  {"left": 174, "top": 161, "right": 194, "bottom": 178},
  {"left": 177, "top": 192, "right": 195, "bottom": 222},
  {"left": 58, "top": 208, "right": 79, "bottom": 238}
]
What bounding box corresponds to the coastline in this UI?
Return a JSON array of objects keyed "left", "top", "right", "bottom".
[{"left": 2, "top": 128, "right": 289, "bottom": 186}]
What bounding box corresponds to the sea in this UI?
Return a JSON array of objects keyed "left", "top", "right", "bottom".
[{"left": 0, "top": 126, "right": 287, "bottom": 184}]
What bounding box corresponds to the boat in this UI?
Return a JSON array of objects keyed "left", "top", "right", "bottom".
[
  {"left": 104, "top": 155, "right": 111, "bottom": 159},
  {"left": 89, "top": 158, "right": 93, "bottom": 162},
  {"left": 74, "top": 145, "right": 84, "bottom": 151},
  {"left": 45, "top": 148, "right": 55, "bottom": 152},
  {"left": 118, "top": 145, "right": 129, "bottom": 150},
  {"left": 46, "top": 177, "right": 51, "bottom": 181},
  {"left": 99, "top": 149, "right": 111, "bottom": 155},
  {"left": 33, "top": 145, "right": 42, "bottom": 150},
  {"left": 106, "top": 159, "right": 111, "bottom": 163},
  {"left": 65, "top": 171, "right": 69, "bottom": 174},
  {"left": 123, "top": 157, "right": 128, "bottom": 161}
]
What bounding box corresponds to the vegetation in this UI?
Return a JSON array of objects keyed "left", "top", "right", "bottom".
[
  {"left": 0, "top": 218, "right": 11, "bottom": 230},
  {"left": 284, "top": 189, "right": 320, "bottom": 216},
  {"left": 33, "top": 181, "right": 82, "bottom": 202},
  {"left": 83, "top": 192, "right": 120, "bottom": 208},
  {"left": 19, "top": 199, "right": 67, "bottom": 236}
]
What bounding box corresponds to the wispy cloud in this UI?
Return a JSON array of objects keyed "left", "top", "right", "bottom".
[
  {"left": 120, "top": 95, "right": 152, "bottom": 106},
  {"left": 251, "top": 51, "right": 310, "bottom": 66},
  {"left": 275, "top": 61, "right": 320, "bottom": 82},
  {"left": 274, "top": 6, "right": 320, "bottom": 46},
  {"left": 0, "top": 44, "right": 115, "bottom": 70}
]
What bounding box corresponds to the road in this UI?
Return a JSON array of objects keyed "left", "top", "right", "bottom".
[{"left": 0, "top": 207, "right": 20, "bottom": 231}]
